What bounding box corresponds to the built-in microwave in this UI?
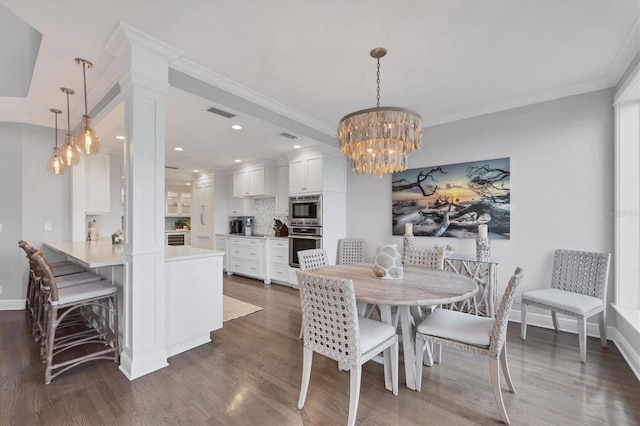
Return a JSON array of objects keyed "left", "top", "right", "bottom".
[{"left": 289, "top": 195, "right": 322, "bottom": 226}]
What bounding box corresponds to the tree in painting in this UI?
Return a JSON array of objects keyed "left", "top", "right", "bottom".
[{"left": 392, "top": 158, "right": 510, "bottom": 238}]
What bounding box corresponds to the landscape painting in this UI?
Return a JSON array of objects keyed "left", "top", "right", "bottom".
[{"left": 392, "top": 157, "right": 510, "bottom": 239}]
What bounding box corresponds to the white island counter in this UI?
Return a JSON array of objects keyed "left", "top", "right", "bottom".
[{"left": 44, "top": 239, "right": 224, "bottom": 371}]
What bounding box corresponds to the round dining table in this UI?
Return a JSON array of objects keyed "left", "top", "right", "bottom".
[{"left": 311, "top": 263, "right": 478, "bottom": 391}]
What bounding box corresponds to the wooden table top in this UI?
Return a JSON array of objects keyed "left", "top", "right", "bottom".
[{"left": 311, "top": 263, "right": 478, "bottom": 306}]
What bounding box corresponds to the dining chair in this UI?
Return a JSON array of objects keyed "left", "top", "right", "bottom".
[
  {"left": 337, "top": 239, "right": 366, "bottom": 264},
  {"left": 520, "top": 249, "right": 611, "bottom": 363},
  {"left": 297, "top": 248, "right": 329, "bottom": 339},
  {"left": 296, "top": 270, "right": 398, "bottom": 426},
  {"left": 31, "top": 252, "right": 119, "bottom": 384},
  {"left": 414, "top": 267, "right": 524, "bottom": 425}
]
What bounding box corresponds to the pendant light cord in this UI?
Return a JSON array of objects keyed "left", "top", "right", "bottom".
[
  {"left": 82, "top": 64, "right": 88, "bottom": 116},
  {"left": 66, "top": 91, "right": 71, "bottom": 134}
]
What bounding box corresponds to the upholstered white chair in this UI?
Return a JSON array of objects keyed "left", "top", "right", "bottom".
[
  {"left": 521, "top": 249, "right": 611, "bottom": 363},
  {"left": 415, "top": 267, "right": 524, "bottom": 425},
  {"left": 337, "top": 239, "right": 366, "bottom": 264},
  {"left": 296, "top": 270, "right": 398, "bottom": 426},
  {"left": 32, "top": 252, "right": 119, "bottom": 384}
]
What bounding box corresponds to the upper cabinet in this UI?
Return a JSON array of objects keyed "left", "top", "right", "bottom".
[
  {"left": 232, "top": 161, "right": 275, "bottom": 198},
  {"left": 287, "top": 146, "right": 347, "bottom": 195},
  {"left": 227, "top": 175, "right": 256, "bottom": 216},
  {"left": 275, "top": 165, "right": 289, "bottom": 216},
  {"left": 166, "top": 190, "right": 191, "bottom": 217},
  {"left": 85, "top": 153, "right": 111, "bottom": 214}
]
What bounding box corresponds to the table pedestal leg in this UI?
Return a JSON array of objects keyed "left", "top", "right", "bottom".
[{"left": 399, "top": 306, "right": 417, "bottom": 390}]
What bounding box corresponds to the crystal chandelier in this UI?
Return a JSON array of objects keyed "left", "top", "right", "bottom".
[
  {"left": 47, "top": 108, "right": 67, "bottom": 175},
  {"left": 60, "top": 87, "right": 81, "bottom": 166},
  {"left": 75, "top": 58, "right": 100, "bottom": 154},
  {"left": 338, "top": 48, "right": 422, "bottom": 178}
]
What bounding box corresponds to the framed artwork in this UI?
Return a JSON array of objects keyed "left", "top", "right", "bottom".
[{"left": 392, "top": 157, "right": 510, "bottom": 239}]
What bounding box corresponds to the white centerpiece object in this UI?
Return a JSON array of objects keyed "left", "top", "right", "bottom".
[{"left": 372, "top": 243, "right": 403, "bottom": 279}]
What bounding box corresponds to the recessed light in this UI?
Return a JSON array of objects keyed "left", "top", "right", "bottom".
[
  {"left": 293, "top": 144, "right": 301, "bottom": 149},
  {"left": 232, "top": 124, "right": 242, "bottom": 130},
  {"left": 186, "top": 182, "right": 191, "bottom": 186},
  {"left": 116, "top": 135, "right": 125, "bottom": 140},
  {"left": 193, "top": 169, "right": 199, "bottom": 173},
  {"left": 174, "top": 147, "right": 183, "bottom": 151},
  {"left": 234, "top": 159, "right": 242, "bottom": 163}
]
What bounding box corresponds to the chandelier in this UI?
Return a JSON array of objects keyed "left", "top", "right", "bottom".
[{"left": 338, "top": 47, "right": 422, "bottom": 178}]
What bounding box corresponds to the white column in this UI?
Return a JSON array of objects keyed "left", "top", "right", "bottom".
[{"left": 106, "top": 24, "right": 184, "bottom": 380}]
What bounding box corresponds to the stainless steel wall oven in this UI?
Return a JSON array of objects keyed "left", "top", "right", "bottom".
[{"left": 289, "top": 226, "right": 322, "bottom": 268}]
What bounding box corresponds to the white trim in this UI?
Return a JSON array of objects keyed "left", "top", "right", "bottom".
[
  {"left": 613, "top": 63, "right": 640, "bottom": 105},
  {"left": 604, "top": 16, "right": 640, "bottom": 88},
  {"left": 0, "top": 299, "right": 26, "bottom": 310},
  {"left": 612, "top": 326, "right": 640, "bottom": 381}
]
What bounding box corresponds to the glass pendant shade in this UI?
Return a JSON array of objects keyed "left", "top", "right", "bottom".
[
  {"left": 76, "top": 115, "right": 100, "bottom": 154},
  {"left": 337, "top": 47, "right": 422, "bottom": 178},
  {"left": 47, "top": 147, "right": 67, "bottom": 175},
  {"left": 61, "top": 134, "right": 80, "bottom": 166},
  {"left": 60, "top": 87, "right": 80, "bottom": 166}
]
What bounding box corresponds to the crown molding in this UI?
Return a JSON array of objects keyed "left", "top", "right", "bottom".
[
  {"left": 604, "top": 15, "right": 640, "bottom": 87},
  {"left": 104, "top": 21, "right": 185, "bottom": 63},
  {"left": 171, "top": 57, "right": 337, "bottom": 137}
]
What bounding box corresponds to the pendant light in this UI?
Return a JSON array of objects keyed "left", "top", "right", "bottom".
[
  {"left": 60, "top": 87, "right": 81, "bottom": 166},
  {"left": 47, "top": 108, "right": 67, "bottom": 175},
  {"left": 338, "top": 47, "right": 422, "bottom": 178},
  {"left": 74, "top": 58, "right": 100, "bottom": 154}
]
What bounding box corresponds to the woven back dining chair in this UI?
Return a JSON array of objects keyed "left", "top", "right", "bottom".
[
  {"left": 415, "top": 267, "right": 524, "bottom": 425},
  {"left": 521, "top": 249, "right": 611, "bottom": 363},
  {"left": 337, "top": 239, "right": 366, "bottom": 264},
  {"left": 298, "top": 248, "right": 329, "bottom": 271},
  {"left": 296, "top": 270, "right": 398, "bottom": 426}
]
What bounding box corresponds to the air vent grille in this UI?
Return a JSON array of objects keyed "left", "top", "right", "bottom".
[
  {"left": 279, "top": 132, "right": 299, "bottom": 140},
  {"left": 206, "top": 106, "right": 236, "bottom": 119},
  {"left": 165, "top": 165, "right": 178, "bottom": 170}
]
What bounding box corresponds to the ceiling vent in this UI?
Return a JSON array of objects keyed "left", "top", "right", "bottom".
[
  {"left": 165, "top": 165, "right": 178, "bottom": 170},
  {"left": 206, "top": 106, "right": 236, "bottom": 119},
  {"left": 279, "top": 132, "right": 299, "bottom": 140}
]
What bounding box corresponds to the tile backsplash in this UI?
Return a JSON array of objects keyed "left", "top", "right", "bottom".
[{"left": 253, "top": 198, "right": 288, "bottom": 235}]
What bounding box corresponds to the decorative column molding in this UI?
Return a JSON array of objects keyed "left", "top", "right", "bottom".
[{"left": 105, "top": 22, "right": 184, "bottom": 380}]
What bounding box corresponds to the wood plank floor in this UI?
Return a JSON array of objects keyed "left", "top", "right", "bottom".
[{"left": 1, "top": 274, "right": 638, "bottom": 425}]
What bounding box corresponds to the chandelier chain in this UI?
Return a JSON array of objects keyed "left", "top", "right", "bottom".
[{"left": 376, "top": 58, "right": 381, "bottom": 108}]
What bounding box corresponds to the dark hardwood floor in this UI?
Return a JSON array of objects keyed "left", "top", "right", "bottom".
[{"left": 1, "top": 274, "right": 638, "bottom": 425}]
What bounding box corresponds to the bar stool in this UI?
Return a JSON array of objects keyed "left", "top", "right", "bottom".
[{"left": 31, "top": 252, "right": 119, "bottom": 384}]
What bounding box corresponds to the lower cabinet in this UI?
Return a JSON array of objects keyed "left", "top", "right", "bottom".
[
  {"left": 214, "top": 236, "right": 228, "bottom": 271},
  {"left": 268, "top": 238, "right": 297, "bottom": 287},
  {"left": 228, "top": 236, "right": 267, "bottom": 283}
]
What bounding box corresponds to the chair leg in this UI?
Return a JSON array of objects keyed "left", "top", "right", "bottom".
[
  {"left": 433, "top": 343, "right": 442, "bottom": 364},
  {"left": 578, "top": 318, "right": 587, "bottom": 363},
  {"left": 414, "top": 335, "right": 425, "bottom": 392},
  {"left": 551, "top": 311, "right": 560, "bottom": 332},
  {"left": 598, "top": 310, "right": 608, "bottom": 348},
  {"left": 489, "top": 357, "right": 510, "bottom": 425},
  {"left": 298, "top": 323, "right": 303, "bottom": 340},
  {"left": 347, "top": 365, "right": 362, "bottom": 426},
  {"left": 422, "top": 342, "right": 434, "bottom": 367},
  {"left": 500, "top": 346, "right": 515, "bottom": 393},
  {"left": 391, "top": 340, "right": 398, "bottom": 396},
  {"left": 44, "top": 305, "right": 58, "bottom": 384},
  {"left": 520, "top": 303, "right": 527, "bottom": 340},
  {"left": 297, "top": 347, "right": 313, "bottom": 409}
]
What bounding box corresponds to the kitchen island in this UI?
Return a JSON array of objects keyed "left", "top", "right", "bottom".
[{"left": 44, "top": 239, "right": 224, "bottom": 374}]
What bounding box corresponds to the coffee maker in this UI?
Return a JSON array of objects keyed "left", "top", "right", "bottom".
[{"left": 230, "top": 220, "right": 243, "bottom": 234}]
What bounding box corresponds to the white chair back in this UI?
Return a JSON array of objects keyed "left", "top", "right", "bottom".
[
  {"left": 403, "top": 247, "right": 444, "bottom": 270},
  {"left": 298, "top": 248, "right": 329, "bottom": 272},
  {"left": 489, "top": 267, "right": 524, "bottom": 357},
  {"left": 550, "top": 249, "right": 611, "bottom": 301},
  {"left": 338, "top": 239, "right": 366, "bottom": 264}
]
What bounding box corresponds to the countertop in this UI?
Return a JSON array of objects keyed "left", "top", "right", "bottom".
[
  {"left": 45, "top": 239, "right": 222, "bottom": 268},
  {"left": 165, "top": 229, "right": 191, "bottom": 233},
  {"left": 216, "top": 233, "right": 289, "bottom": 239}
]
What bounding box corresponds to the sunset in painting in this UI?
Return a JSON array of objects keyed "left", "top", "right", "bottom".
[{"left": 392, "top": 158, "right": 510, "bottom": 238}]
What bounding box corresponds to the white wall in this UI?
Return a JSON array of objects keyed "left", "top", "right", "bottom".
[
  {"left": 0, "top": 123, "right": 72, "bottom": 305},
  {"left": 347, "top": 88, "right": 615, "bottom": 319}
]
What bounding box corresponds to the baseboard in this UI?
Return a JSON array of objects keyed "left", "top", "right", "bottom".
[
  {"left": 0, "top": 299, "right": 26, "bottom": 310},
  {"left": 612, "top": 327, "right": 640, "bottom": 381}
]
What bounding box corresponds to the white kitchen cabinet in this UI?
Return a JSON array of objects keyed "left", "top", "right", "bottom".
[
  {"left": 214, "top": 235, "right": 228, "bottom": 271},
  {"left": 228, "top": 236, "right": 267, "bottom": 282},
  {"left": 275, "top": 165, "right": 289, "bottom": 216},
  {"left": 227, "top": 175, "right": 256, "bottom": 216},
  {"left": 166, "top": 190, "right": 191, "bottom": 217},
  {"left": 232, "top": 161, "right": 275, "bottom": 198},
  {"left": 85, "top": 153, "right": 110, "bottom": 214},
  {"left": 287, "top": 146, "right": 346, "bottom": 195},
  {"left": 268, "top": 237, "right": 295, "bottom": 287},
  {"left": 191, "top": 177, "right": 215, "bottom": 249}
]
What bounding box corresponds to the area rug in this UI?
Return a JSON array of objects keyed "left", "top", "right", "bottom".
[{"left": 223, "top": 295, "right": 263, "bottom": 322}]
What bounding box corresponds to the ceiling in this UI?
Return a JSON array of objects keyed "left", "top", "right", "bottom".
[{"left": 1, "top": 1, "right": 638, "bottom": 174}]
